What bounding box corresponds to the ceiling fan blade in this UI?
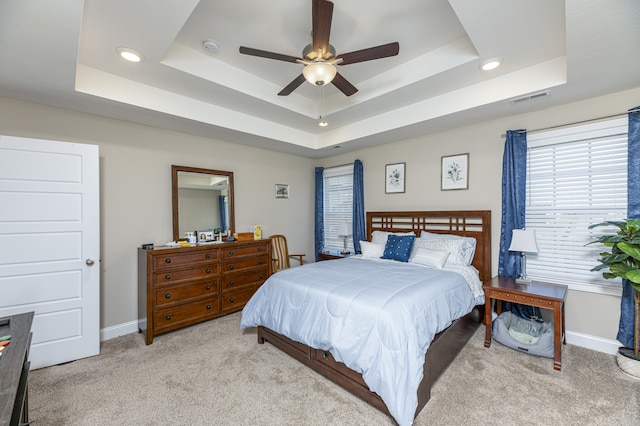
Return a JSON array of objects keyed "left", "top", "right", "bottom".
[
  {"left": 337, "top": 42, "right": 400, "bottom": 65},
  {"left": 312, "top": 0, "right": 333, "bottom": 58},
  {"left": 278, "top": 74, "right": 307, "bottom": 96},
  {"left": 239, "top": 46, "right": 300, "bottom": 63},
  {"left": 332, "top": 72, "right": 358, "bottom": 96}
]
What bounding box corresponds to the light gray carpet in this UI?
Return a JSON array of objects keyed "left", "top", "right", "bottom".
[{"left": 28, "top": 312, "right": 640, "bottom": 425}]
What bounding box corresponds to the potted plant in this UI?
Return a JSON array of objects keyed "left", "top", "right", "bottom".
[{"left": 589, "top": 219, "right": 640, "bottom": 375}]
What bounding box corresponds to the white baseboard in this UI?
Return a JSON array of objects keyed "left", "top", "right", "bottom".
[
  {"left": 100, "top": 319, "right": 140, "bottom": 342},
  {"left": 566, "top": 330, "right": 621, "bottom": 355}
]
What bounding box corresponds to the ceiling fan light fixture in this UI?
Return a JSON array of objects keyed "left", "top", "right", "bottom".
[
  {"left": 303, "top": 62, "right": 337, "bottom": 86},
  {"left": 318, "top": 117, "right": 329, "bottom": 127},
  {"left": 116, "top": 47, "right": 144, "bottom": 63}
]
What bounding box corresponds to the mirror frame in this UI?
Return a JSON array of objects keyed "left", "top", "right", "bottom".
[{"left": 172, "top": 165, "right": 235, "bottom": 241}]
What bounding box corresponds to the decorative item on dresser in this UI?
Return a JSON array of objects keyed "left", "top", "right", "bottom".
[{"left": 138, "top": 239, "right": 270, "bottom": 345}]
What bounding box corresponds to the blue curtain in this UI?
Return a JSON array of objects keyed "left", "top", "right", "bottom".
[
  {"left": 498, "top": 129, "right": 542, "bottom": 321},
  {"left": 314, "top": 167, "right": 324, "bottom": 261},
  {"left": 619, "top": 106, "right": 640, "bottom": 348},
  {"left": 219, "top": 195, "right": 227, "bottom": 232},
  {"left": 352, "top": 160, "right": 366, "bottom": 254}
]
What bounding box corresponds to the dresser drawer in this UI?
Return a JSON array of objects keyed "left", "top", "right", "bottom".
[
  {"left": 221, "top": 286, "right": 259, "bottom": 312},
  {"left": 153, "top": 265, "right": 219, "bottom": 286},
  {"left": 154, "top": 280, "right": 218, "bottom": 308},
  {"left": 222, "top": 244, "right": 268, "bottom": 259},
  {"left": 222, "top": 255, "right": 269, "bottom": 273},
  {"left": 154, "top": 297, "right": 220, "bottom": 331},
  {"left": 221, "top": 266, "right": 269, "bottom": 291},
  {"left": 152, "top": 250, "right": 218, "bottom": 269}
]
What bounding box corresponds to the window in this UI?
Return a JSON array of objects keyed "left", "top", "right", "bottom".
[
  {"left": 525, "top": 118, "right": 628, "bottom": 295},
  {"left": 323, "top": 164, "right": 354, "bottom": 252}
]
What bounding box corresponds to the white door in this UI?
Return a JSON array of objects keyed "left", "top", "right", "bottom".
[{"left": 0, "top": 135, "right": 100, "bottom": 369}]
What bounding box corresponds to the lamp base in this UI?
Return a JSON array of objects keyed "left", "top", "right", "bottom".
[{"left": 515, "top": 277, "right": 532, "bottom": 284}]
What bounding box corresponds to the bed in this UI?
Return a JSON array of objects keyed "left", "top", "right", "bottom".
[{"left": 241, "top": 211, "right": 491, "bottom": 425}]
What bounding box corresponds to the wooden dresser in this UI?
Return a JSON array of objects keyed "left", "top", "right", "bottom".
[{"left": 138, "top": 239, "right": 270, "bottom": 344}]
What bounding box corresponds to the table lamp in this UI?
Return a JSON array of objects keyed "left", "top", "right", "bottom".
[
  {"left": 338, "top": 222, "right": 352, "bottom": 254},
  {"left": 509, "top": 228, "right": 538, "bottom": 284}
]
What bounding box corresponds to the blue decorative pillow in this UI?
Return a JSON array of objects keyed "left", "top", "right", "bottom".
[{"left": 381, "top": 235, "right": 416, "bottom": 262}]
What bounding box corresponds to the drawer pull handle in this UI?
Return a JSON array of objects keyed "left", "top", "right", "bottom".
[
  {"left": 229, "top": 265, "right": 234, "bottom": 270},
  {"left": 206, "top": 304, "right": 211, "bottom": 310},
  {"left": 205, "top": 253, "right": 211, "bottom": 259},
  {"left": 258, "top": 247, "right": 263, "bottom": 251},
  {"left": 165, "top": 274, "right": 171, "bottom": 280},
  {"left": 258, "top": 259, "right": 263, "bottom": 265},
  {"left": 322, "top": 352, "right": 329, "bottom": 360},
  {"left": 205, "top": 285, "right": 211, "bottom": 291},
  {"left": 165, "top": 258, "right": 171, "bottom": 264},
  {"left": 258, "top": 274, "right": 263, "bottom": 279},
  {"left": 165, "top": 314, "right": 172, "bottom": 321},
  {"left": 229, "top": 251, "right": 234, "bottom": 256},
  {"left": 229, "top": 280, "right": 235, "bottom": 286},
  {"left": 206, "top": 268, "right": 211, "bottom": 273},
  {"left": 165, "top": 293, "right": 171, "bottom": 299},
  {"left": 229, "top": 297, "right": 235, "bottom": 303}
]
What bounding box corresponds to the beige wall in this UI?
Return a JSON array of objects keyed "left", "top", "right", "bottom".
[
  {"left": 0, "top": 97, "right": 315, "bottom": 330},
  {"left": 1, "top": 86, "right": 639, "bottom": 346},
  {"left": 317, "top": 87, "right": 640, "bottom": 344}
]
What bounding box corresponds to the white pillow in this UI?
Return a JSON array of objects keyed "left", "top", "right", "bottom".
[
  {"left": 410, "top": 247, "right": 450, "bottom": 269},
  {"left": 371, "top": 230, "right": 415, "bottom": 244},
  {"left": 360, "top": 240, "right": 386, "bottom": 259},
  {"left": 413, "top": 237, "right": 474, "bottom": 267},
  {"left": 419, "top": 231, "right": 476, "bottom": 265}
]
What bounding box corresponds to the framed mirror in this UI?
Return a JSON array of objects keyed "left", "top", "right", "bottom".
[{"left": 172, "top": 165, "right": 235, "bottom": 242}]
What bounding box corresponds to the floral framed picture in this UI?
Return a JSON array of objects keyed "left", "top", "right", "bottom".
[
  {"left": 441, "top": 154, "right": 469, "bottom": 190},
  {"left": 385, "top": 162, "right": 406, "bottom": 194},
  {"left": 275, "top": 183, "right": 289, "bottom": 199}
]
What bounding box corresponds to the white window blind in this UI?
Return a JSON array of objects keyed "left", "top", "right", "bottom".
[
  {"left": 323, "top": 164, "right": 354, "bottom": 252},
  {"left": 525, "top": 118, "right": 628, "bottom": 294}
]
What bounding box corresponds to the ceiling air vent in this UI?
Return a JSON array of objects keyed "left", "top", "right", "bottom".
[{"left": 509, "top": 90, "right": 550, "bottom": 105}]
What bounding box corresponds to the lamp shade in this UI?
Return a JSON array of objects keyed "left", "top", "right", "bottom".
[
  {"left": 509, "top": 229, "right": 539, "bottom": 253},
  {"left": 303, "top": 62, "right": 337, "bottom": 86},
  {"left": 338, "top": 222, "right": 352, "bottom": 237}
]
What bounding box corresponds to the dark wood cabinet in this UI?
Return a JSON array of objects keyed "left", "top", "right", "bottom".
[
  {"left": 317, "top": 251, "right": 353, "bottom": 261},
  {"left": 0, "top": 311, "right": 33, "bottom": 426},
  {"left": 138, "top": 240, "right": 270, "bottom": 344}
]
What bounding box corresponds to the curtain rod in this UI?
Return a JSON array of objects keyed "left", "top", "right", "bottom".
[{"left": 500, "top": 107, "right": 640, "bottom": 138}]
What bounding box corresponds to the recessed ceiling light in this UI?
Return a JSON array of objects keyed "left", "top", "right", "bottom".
[
  {"left": 481, "top": 58, "right": 501, "bottom": 71},
  {"left": 116, "top": 47, "right": 144, "bottom": 63}
]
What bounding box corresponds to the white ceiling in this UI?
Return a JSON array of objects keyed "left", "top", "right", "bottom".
[{"left": 1, "top": 0, "right": 639, "bottom": 158}]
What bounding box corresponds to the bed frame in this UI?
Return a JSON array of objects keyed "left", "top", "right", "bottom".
[{"left": 257, "top": 210, "right": 492, "bottom": 421}]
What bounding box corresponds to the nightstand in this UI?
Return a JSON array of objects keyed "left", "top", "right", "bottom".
[
  {"left": 483, "top": 276, "right": 567, "bottom": 371},
  {"left": 318, "top": 251, "right": 353, "bottom": 261}
]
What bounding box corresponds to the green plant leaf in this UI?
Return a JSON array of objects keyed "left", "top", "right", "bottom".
[
  {"left": 618, "top": 242, "right": 640, "bottom": 261},
  {"left": 625, "top": 270, "right": 640, "bottom": 285}
]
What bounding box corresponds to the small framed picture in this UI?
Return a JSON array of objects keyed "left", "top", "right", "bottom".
[
  {"left": 385, "top": 163, "right": 406, "bottom": 194},
  {"left": 275, "top": 183, "right": 289, "bottom": 199},
  {"left": 441, "top": 153, "right": 469, "bottom": 190}
]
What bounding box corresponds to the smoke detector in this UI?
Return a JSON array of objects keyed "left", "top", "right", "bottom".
[{"left": 203, "top": 39, "right": 219, "bottom": 53}]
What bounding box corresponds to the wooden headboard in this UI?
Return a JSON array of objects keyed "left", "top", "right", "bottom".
[{"left": 366, "top": 210, "right": 492, "bottom": 282}]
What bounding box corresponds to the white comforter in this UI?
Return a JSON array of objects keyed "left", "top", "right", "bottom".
[{"left": 240, "top": 257, "right": 483, "bottom": 426}]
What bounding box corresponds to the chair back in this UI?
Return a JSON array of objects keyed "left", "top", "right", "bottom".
[{"left": 269, "top": 234, "right": 291, "bottom": 272}]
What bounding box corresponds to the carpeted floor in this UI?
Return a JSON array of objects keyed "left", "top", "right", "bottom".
[{"left": 28, "top": 312, "right": 640, "bottom": 425}]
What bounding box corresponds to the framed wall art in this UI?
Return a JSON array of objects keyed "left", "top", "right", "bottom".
[
  {"left": 385, "top": 162, "right": 405, "bottom": 194},
  {"left": 275, "top": 183, "right": 289, "bottom": 199},
  {"left": 441, "top": 153, "right": 469, "bottom": 190}
]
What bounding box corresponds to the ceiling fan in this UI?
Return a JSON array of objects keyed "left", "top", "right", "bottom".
[{"left": 239, "top": 0, "right": 399, "bottom": 97}]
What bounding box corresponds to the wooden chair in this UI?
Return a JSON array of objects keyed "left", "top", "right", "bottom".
[{"left": 268, "top": 234, "right": 305, "bottom": 272}]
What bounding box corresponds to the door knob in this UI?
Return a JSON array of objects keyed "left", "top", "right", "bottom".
[{"left": 86, "top": 259, "right": 96, "bottom": 266}]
